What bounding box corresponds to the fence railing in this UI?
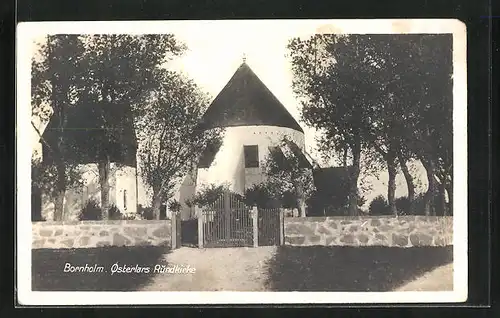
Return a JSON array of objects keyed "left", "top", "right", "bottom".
[{"left": 197, "top": 191, "right": 284, "bottom": 248}]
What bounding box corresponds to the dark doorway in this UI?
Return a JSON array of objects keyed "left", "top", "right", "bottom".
[{"left": 181, "top": 219, "right": 198, "bottom": 247}]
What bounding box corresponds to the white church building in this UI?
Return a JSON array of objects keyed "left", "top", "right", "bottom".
[
  {"left": 140, "top": 60, "right": 312, "bottom": 219},
  {"left": 33, "top": 59, "right": 426, "bottom": 221},
  {"left": 34, "top": 60, "right": 312, "bottom": 221}
]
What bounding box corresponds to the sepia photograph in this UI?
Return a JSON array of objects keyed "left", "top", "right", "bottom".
[{"left": 16, "top": 19, "right": 467, "bottom": 305}]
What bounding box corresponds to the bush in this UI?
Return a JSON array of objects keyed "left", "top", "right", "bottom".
[
  {"left": 413, "top": 193, "right": 429, "bottom": 216},
  {"left": 281, "top": 190, "right": 298, "bottom": 209},
  {"left": 79, "top": 199, "right": 102, "bottom": 221},
  {"left": 138, "top": 205, "right": 154, "bottom": 220},
  {"left": 243, "top": 184, "right": 277, "bottom": 208},
  {"left": 189, "top": 183, "right": 245, "bottom": 208},
  {"left": 108, "top": 204, "right": 123, "bottom": 220},
  {"left": 190, "top": 184, "right": 229, "bottom": 207},
  {"left": 369, "top": 195, "right": 390, "bottom": 216},
  {"left": 168, "top": 199, "right": 182, "bottom": 213},
  {"left": 395, "top": 197, "right": 410, "bottom": 215}
]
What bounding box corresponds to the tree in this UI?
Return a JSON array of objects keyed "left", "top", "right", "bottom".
[
  {"left": 136, "top": 70, "right": 224, "bottom": 219},
  {"left": 261, "top": 137, "right": 315, "bottom": 217},
  {"left": 397, "top": 35, "right": 453, "bottom": 216},
  {"left": 31, "top": 35, "right": 86, "bottom": 220},
  {"left": 289, "top": 34, "right": 453, "bottom": 216},
  {"left": 288, "top": 35, "right": 381, "bottom": 215},
  {"left": 75, "top": 34, "right": 187, "bottom": 219}
]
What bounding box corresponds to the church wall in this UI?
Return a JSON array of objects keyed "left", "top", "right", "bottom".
[
  {"left": 40, "top": 163, "right": 139, "bottom": 221},
  {"left": 177, "top": 170, "right": 197, "bottom": 220},
  {"left": 136, "top": 173, "right": 151, "bottom": 208},
  {"left": 136, "top": 167, "right": 197, "bottom": 220},
  {"left": 115, "top": 165, "right": 138, "bottom": 215},
  {"left": 196, "top": 125, "right": 306, "bottom": 195},
  {"left": 244, "top": 167, "right": 264, "bottom": 190}
]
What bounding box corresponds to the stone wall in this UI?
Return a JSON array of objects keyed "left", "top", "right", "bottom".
[
  {"left": 284, "top": 216, "right": 453, "bottom": 247},
  {"left": 32, "top": 220, "right": 171, "bottom": 249}
]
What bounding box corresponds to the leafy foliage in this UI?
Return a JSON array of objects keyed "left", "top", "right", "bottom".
[
  {"left": 78, "top": 200, "right": 124, "bottom": 221},
  {"left": 188, "top": 183, "right": 234, "bottom": 207},
  {"left": 261, "top": 136, "right": 315, "bottom": 216},
  {"left": 31, "top": 153, "right": 84, "bottom": 201},
  {"left": 136, "top": 70, "right": 224, "bottom": 219},
  {"left": 287, "top": 34, "right": 453, "bottom": 216},
  {"left": 79, "top": 199, "right": 102, "bottom": 221},
  {"left": 168, "top": 199, "right": 182, "bottom": 213},
  {"left": 369, "top": 195, "right": 391, "bottom": 216},
  {"left": 31, "top": 35, "right": 88, "bottom": 220},
  {"left": 243, "top": 183, "right": 276, "bottom": 208},
  {"left": 395, "top": 196, "right": 411, "bottom": 215},
  {"left": 108, "top": 204, "right": 123, "bottom": 220},
  {"left": 32, "top": 34, "right": 188, "bottom": 220},
  {"left": 138, "top": 205, "right": 154, "bottom": 220}
]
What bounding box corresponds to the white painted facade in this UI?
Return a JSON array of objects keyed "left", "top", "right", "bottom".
[
  {"left": 40, "top": 162, "right": 138, "bottom": 221},
  {"left": 196, "top": 125, "right": 306, "bottom": 195},
  {"left": 136, "top": 168, "right": 197, "bottom": 220}
]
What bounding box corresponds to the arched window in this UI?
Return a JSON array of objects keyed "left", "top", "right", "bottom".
[{"left": 123, "top": 190, "right": 127, "bottom": 211}]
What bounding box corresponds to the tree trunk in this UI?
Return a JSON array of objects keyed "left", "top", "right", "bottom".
[
  {"left": 53, "top": 164, "right": 66, "bottom": 221},
  {"left": 421, "top": 157, "right": 436, "bottom": 216},
  {"left": 50, "top": 38, "right": 67, "bottom": 221},
  {"left": 98, "top": 155, "right": 111, "bottom": 220},
  {"left": 152, "top": 194, "right": 162, "bottom": 220},
  {"left": 298, "top": 199, "right": 306, "bottom": 217},
  {"left": 397, "top": 151, "right": 415, "bottom": 214},
  {"left": 294, "top": 186, "right": 307, "bottom": 217},
  {"left": 343, "top": 146, "right": 348, "bottom": 167},
  {"left": 439, "top": 181, "right": 447, "bottom": 216},
  {"left": 152, "top": 185, "right": 163, "bottom": 220},
  {"left": 387, "top": 151, "right": 397, "bottom": 216},
  {"left": 348, "top": 140, "right": 361, "bottom": 216},
  {"left": 53, "top": 188, "right": 65, "bottom": 221}
]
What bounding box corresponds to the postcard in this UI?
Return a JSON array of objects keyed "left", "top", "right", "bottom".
[{"left": 16, "top": 18, "right": 467, "bottom": 305}]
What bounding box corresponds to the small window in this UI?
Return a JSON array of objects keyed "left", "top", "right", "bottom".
[
  {"left": 244, "top": 145, "right": 259, "bottom": 168},
  {"left": 123, "top": 190, "right": 127, "bottom": 211}
]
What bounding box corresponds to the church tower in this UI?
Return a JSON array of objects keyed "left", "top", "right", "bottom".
[{"left": 189, "top": 60, "right": 308, "bottom": 206}]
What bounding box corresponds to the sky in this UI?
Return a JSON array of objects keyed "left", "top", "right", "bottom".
[{"left": 162, "top": 24, "right": 322, "bottom": 161}]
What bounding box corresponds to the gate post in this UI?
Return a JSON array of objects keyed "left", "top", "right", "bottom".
[
  {"left": 252, "top": 206, "right": 258, "bottom": 247},
  {"left": 279, "top": 208, "right": 284, "bottom": 245},
  {"left": 171, "top": 211, "right": 179, "bottom": 249},
  {"left": 198, "top": 207, "right": 204, "bottom": 248}
]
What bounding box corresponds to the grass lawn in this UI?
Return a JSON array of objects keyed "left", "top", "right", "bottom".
[
  {"left": 32, "top": 246, "right": 170, "bottom": 291},
  {"left": 265, "top": 245, "right": 453, "bottom": 291}
]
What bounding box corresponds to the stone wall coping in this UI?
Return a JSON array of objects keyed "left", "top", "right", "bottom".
[
  {"left": 32, "top": 220, "right": 171, "bottom": 225},
  {"left": 285, "top": 216, "right": 453, "bottom": 222}
]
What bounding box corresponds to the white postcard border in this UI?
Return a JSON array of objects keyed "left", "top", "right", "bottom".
[{"left": 16, "top": 19, "right": 468, "bottom": 305}]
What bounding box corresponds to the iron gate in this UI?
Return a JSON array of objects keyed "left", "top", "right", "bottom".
[
  {"left": 258, "top": 208, "right": 281, "bottom": 246},
  {"left": 201, "top": 191, "right": 254, "bottom": 247}
]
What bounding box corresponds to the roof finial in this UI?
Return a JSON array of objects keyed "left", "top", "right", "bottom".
[{"left": 242, "top": 53, "right": 247, "bottom": 63}]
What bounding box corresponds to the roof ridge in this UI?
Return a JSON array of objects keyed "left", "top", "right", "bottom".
[{"left": 200, "top": 62, "right": 304, "bottom": 133}]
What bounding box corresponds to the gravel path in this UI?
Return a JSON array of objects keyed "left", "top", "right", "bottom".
[
  {"left": 138, "top": 246, "right": 452, "bottom": 292},
  {"left": 140, "top": 246, "right": 277, "bottom": 291},
  {"left": 394, "top": 263, "right": 453, "bottom": 291}
]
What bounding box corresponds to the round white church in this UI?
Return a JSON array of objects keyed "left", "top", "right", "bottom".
[{"left": 173, "top": 60, "right": 310, "bottom": 219}]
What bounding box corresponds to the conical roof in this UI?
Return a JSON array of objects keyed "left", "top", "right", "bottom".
[{"left": 199, "top": 62, "right": 304, "bottom": 133}]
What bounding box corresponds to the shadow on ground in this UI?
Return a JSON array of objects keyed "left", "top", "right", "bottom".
[
  {"left": 265, "top": 246, "right": 453, "bottom": 291},
  {"left": 32, "top": 246, "right": 170, "bottom": 291}
]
